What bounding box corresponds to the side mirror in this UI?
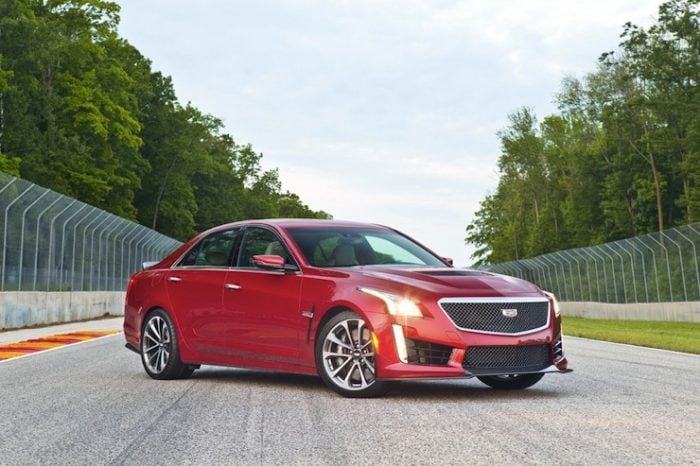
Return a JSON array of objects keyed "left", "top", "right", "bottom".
[
  {"left": 252, "top": 254, "right": 298, "bottom": 272},
  {"left": 142, "top": 261, "right": 159, "bottom": 270},
  {"left": 441, "top": 257, "right": 454, "bottom": 267}
]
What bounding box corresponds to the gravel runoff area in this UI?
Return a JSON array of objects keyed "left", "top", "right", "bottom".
[{"left": 0, "top": 323, "right": 698, "bottom": 465}]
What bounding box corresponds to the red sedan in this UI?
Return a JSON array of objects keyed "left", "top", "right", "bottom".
[{"left": 124, "top": 219, "right": 571, "bottom": 397}]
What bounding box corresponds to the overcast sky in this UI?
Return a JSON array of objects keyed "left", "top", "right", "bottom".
[{"left": 117, "top": 0, "right": 660, "bottom": 266}]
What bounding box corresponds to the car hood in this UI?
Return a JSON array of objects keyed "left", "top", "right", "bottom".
[{"left": 351, "top": 266, "right": 543, "bottom": 297}]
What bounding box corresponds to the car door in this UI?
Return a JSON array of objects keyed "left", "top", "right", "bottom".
[
  {"left": 221, "top": 226, "right": 304, "bottom": 365},
  {"left": 164, "top": 228, "right": 241, "bottom": 354}
]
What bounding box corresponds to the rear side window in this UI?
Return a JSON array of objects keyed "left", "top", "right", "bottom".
[{"left": 177, "top": 229, "right": 241, "bottom": 267}]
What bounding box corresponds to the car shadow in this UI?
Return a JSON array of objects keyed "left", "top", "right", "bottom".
[
  {"left": 188, "top": 367, "right": 566, "bottom": 400},
  {"left": 192, "top": 367, "right": 327, "bottom": 391},
  {"left": 387, "top": 379, "right": 565, "bottom": 401}
]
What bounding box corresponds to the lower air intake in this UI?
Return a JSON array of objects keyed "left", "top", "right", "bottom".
[
  {"left": 406, "top": 339, "right": 452, "bottom": 365},
  {"left": 463, "top": 344, "right": 550, "bottom": 374}
]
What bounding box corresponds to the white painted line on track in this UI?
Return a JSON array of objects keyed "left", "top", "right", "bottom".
[
  {"left": 0, "top": 332, "right": 123, "bottom": 365},
  {"left": 565, "top": 335, "right": 700, "bottom": 357}
]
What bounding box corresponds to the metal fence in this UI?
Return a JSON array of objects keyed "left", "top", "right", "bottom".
[
  {"left": 485, "top": 223, "right": 700, "bottom": 303},
  {"left": 0, "top": 172, "right": 182, "bottom": 291}
]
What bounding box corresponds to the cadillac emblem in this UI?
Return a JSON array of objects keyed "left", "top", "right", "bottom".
[{"left": 501, "top": 308, "right": 518, "bottom": 318}]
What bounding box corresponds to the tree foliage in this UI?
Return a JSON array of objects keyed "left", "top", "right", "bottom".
[
  {"left": 466, "top": 0, "right": 700, "bottom": 265},
  {"left": 0, "top": 0, "right": 329, "bottom": 241}
]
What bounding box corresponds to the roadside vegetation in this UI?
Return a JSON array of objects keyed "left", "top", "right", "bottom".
[
  {"left": 466, "top": 0, "right": 700, "bottom": 265},
  {"left": 563, "top": 316, "right": 700, "bottom": 354},
  {"left": 0, "top": 0, "right": 329, "bottom": 242}
]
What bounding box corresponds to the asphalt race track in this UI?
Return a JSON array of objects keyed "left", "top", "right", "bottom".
[{"left": 0, "top": 335, "right": 698, "bottom": 465}]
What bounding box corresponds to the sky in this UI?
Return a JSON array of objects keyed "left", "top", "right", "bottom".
[{"left": 117, "top": 0, "right": 660, "bottom": 266}]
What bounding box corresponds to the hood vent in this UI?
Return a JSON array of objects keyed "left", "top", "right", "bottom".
[{"left": 421, "top": 270, "right": 488, "bottom": 277}]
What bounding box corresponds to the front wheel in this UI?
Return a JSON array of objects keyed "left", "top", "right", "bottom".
[
  {"left": 141, "top": 309, "right": 194, "bottom": 380},
  {"left": 316, "top": 311, "right": 391, "bottom": 398},
  {"left": 477, "top": 373, "right": 544, "bottom": 390}
]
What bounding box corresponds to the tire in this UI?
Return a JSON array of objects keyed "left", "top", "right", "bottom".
[
  {"left": 141, "top": 309, "right": 194, "bottom": 380},
  {"left": 477, "top": 373, "right": 544, "bottom": 390},
  {"left": 316, "top": 310, "right": 391, "bottom": 398}
]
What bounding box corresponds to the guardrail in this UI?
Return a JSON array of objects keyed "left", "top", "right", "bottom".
[
  {"left": 0, "top": 172, "right": 182, "bottom": 291},
  {"left": 485, "top": 223, "right": 700, "bottom": 304}
]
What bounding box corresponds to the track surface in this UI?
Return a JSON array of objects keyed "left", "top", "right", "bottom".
[{"left": 0, "top": 335, "right": 698, "bottom": 465}]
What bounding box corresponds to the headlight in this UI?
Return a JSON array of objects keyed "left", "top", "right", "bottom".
[
  {"left": 358, "top": 287, "right": 423, "bottom": 317},
  {"left": 543, "top": 291, "right": 560, "bottom": 317}
]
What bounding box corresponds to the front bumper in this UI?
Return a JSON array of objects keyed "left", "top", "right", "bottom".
[
  {"left": 364, "top": 308, "right": 571, "bottom": 381},
  {"left": 378, "top": 364, "right": 572, "bottom": 381},
  {"left": 462, "top": 364, "right": 572, "bottom": 378},
  {"left": 377, "top": 354, "right": 571, "bottom": 380}
]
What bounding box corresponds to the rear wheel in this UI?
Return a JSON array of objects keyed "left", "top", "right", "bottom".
[
  {"left": 477, "top": 373, "right": 544, "bottom": 390},
  {"left": 141, "top": 309, "right": 194, "bottom": 380},
  {"left": 316, "top": 310, "right": 391, "bottom": 398}
]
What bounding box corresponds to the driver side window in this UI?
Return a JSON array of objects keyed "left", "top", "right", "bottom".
[{"left": 237, "top": 227, "right": 295, "bottom": 268}]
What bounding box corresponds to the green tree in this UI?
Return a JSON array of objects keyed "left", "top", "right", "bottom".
[
  {"left": 0, "top": 0, "right": 328, "bottom": 238},
  {"left": 466, "top": 0, "right": 700, "bottom": 265}
]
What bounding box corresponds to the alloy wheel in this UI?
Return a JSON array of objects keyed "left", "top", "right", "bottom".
[
  {"left": 322, "top": 318, "right": 376, "bottom": 391},
  {"left": 142, "top": 315, "right": 171, "bottom": 374}
]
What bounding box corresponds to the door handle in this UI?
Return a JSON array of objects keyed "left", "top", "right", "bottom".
[
  {"left": 224, "top": 283, "right": 242, "bottom": 290},
  {"left": 167, "top": 276, "right": 182, "bottom": 283}
]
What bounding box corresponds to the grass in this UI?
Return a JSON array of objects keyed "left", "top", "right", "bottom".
[{"left": 563, "top": 316, "right": 700, "bottom": 355}]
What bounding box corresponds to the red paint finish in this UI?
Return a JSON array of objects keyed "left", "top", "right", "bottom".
[
  {"left": 221, "top": 269, "right": 303, "bottom": 363},
  {"left": 124, "top": 219, "right": 570, "bottom": 382}
]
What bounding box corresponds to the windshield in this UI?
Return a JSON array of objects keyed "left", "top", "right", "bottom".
[{"left": 286, "top": 227, "right": 447, "bottom": 268}]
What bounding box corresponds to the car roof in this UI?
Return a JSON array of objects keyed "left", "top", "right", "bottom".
[{"left": 215, "top": 218, "right": 392, "bottom": 230}]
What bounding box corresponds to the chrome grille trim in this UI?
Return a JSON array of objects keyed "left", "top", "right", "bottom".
[{"left": 438, "top": 297, "right": 550, "bottom": 336}]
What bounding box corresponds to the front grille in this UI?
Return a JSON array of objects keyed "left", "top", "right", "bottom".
[
  {"left": 439, "top": 299, "right": 549, "bottom": 334},
  {"left": 463, "top": 344, "right": 550, "bottom": 374},
  {"left": 406, "top": 339, "right": 452, "bottom": 365}
]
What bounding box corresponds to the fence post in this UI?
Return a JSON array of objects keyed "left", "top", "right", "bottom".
[
  {"left": 603, "top": 243, "right": 628, "bottom": 303},
  {"left": 538, "top": 255, "right": 562, "bottom": 298},
  {"left": 94, "top": 216, "right": 121, "bottom": 291},
  {"left": 678, "top": 226, "right": 700, "bottom": 300},
  {"left": 58, "top": 204, "right": 88, "bottom": 289},
  {"left": 587, "top": 247, "right": 610, "bottom": 302},
  {"left": 132, "top": 230, "right": 154, "bottom": 274},
  {"left": 80, "top": 211, "right": 108, "bottom": 291},
  {"left": 2, "top": 184, "right": 34, "bottom": 291},
  {"left": 623, "top": 238, "right": 649, "bottom": 303},
  {"left": 46, "top": 199, "right": 77, "bottom": 291},
  {"left": 31, "top": 193, "right": 63, "bottom": 291},
  {"left": 578, "top": 249, "right": 598, "bottom": 302},
  {"left": 71, "top": 207, "right": 99, "bottom": 291},
  {"left": 113, "top": 222, "right": 138, "bottom": 290},
  {"left": 17, "top": 189, "right": 51, "bottom": 290},
  {"left": 140, "top": 235, "right": 161, "bottom": 267},
  {"left": 636, "top": 234, "right": 661, "bottom": 302},
  {"left": 549, "top": 253, "right": 571, "bottom": 301},
  {"left": 125, "top": 227, "right": 147, "bottom": 285},
  {"left": 155, "top": 237, "right": 172, "bottom": 261},
  {"left": 0, "top": 177, "right": 18, "bottom": 287},
  {"left": 660, "top": 232, "right": 687, "bottom": 302},
  {"left": 110, "top": 221, "right": 133, "bottom": 289},
  {"left": 561, "top": 249, "right": 584, "bottom": 301},
  {"left": 647, "top": 233, "right": 673, "bottom": 302}
]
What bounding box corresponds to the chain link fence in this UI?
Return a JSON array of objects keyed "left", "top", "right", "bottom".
[
  {"left": 485, "top": 224, "right": 700, "bottom": 303},
  {"left": 0, "top": 172, "right": 182, "bottom": 291}
]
